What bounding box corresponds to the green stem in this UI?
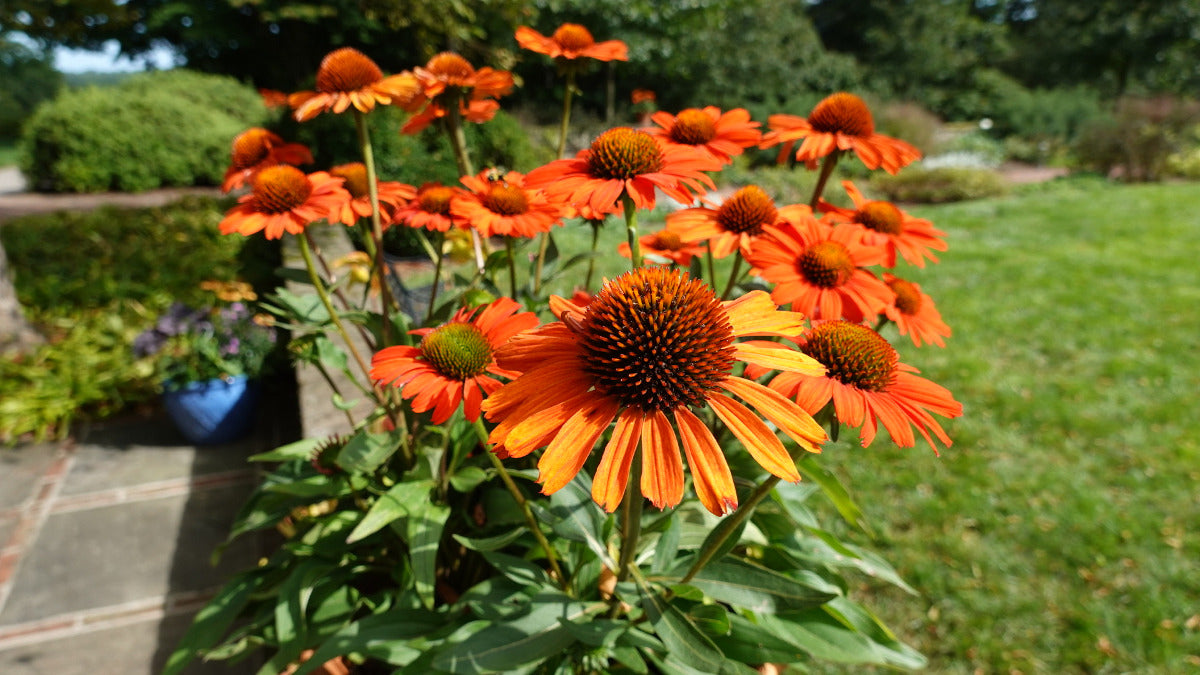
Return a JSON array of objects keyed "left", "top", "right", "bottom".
[
  {"left": 621, "top": 194, "right": 641, "bottom": 270},
  {"left": 353, "top": 110, "right": 395, "bottom": 345},
  {"left": 615, "top": 452, "right": 644, "bottom": 582},
  {"left": 424, "top": 231, "right": 446, "bottom": 325},
  {"left": 705, "top": 246, "right": 716, "bottom": 287},
  {"left": 472, "top": 419, "right": 568, "bottom": 591},
  {"left": 584, "top": 220, "right": 602, "bottom": 290},
  {"left": 808, "top": 150, "right": 841, "bottom": 210},
  {"left": 720, "top": 255, "right": 744, "bottom": 301},
  {"left": 441, "top": 91, "right": 486, "bottom": 273},
  {"left": 680, "top": 475, "right": 779, "bottom": 584},
  {"left": 304, "top": 229, "right": 376, "bottom": 351},
  {"left": 874, "top": 315, "right": 890, "bottom": 332},
  {"left": 505, "top": 237, "right": 518, "bottom": 299},
  {"left": 532, "top": 232, "right": 550, "bottom": 295},
  {"left": 557, "top": 71, "right": 576, "bottom": 160}
]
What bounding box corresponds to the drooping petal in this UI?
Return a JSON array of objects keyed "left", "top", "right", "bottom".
[
  {"left": 718, "top": 377, "right": 826, "bottom": 453},
  {"left": 538, "top": 397, "right": 620, "bottom": 495},
  {"left": 674, "top": 407, "right": 737, "bottom": 516},
  {"left": 592, "top": 410, "right": 644, "bottom": 512},
  {"left": 640, "top": 410, "right": 684, "bottom": 509},
  {"left": 706, "top": 392, "right": 800, "bottom": 482}
]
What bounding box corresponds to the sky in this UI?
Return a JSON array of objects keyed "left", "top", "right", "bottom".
[{"left": 52, "top": 40, "right": 178, "bottom": 73}]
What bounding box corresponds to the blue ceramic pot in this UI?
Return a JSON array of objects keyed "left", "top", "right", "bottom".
[{"left": 162, "top": 375, "right": 260, "bottom": 445}]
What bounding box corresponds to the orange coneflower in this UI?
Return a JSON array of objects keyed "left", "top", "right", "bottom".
[
  {"left": 327, "top": 162, "right": 417, "bottom": 226},
  {"left": 647, "top": 107, "right": 761, "bottom": 164},
  {"left": 219, "top": 165, "right": 349, "bottom": 240},
  {"left": 666, "top": 185, "right": 781, "bottom": 259},
  {"left": 403, "top": 52, "right": 515, "bottom": 134},
  {"left": 617, "top": 229, "right": 706, "bottom": 266},
  {"left": 371, "top": 298, "right": 539, "bottom": 424},
  {"left": 482, "top": 267, "right": 828, "bottom": 516},
  {"left": 221, "top": 128, "right": 314, "bottom": 193},
  {"left": 882, "top": 274, "right": 950, "bottom": 348},
  {"left": 524, "top": 127, "right": 721, "bottom": 216},
  {"left": 746, "top": 208, "right": 892, "bottom": 322},
  {"left": 759, "top": 321, "right": 961, "bottom": 452},
  {"left": 818, "top": 180, "right": 947, "bottom": 268},
  {"left": 515, "top": 23, "right": 628, "bottom": 62},
  {"left": 258, "top": 89, "right": 289, "bottom": 109},
  {"left": 452, "top": 170, "right": 565, "bottom": 238},
  {"left": 289, "top": 47, "right": 423, "bottom": 122},
  {"left": 760, "top": 92, "right": 921, "bottom": 174},
  {"left": 391, "top": 183, "right": 466, "bottom": 233}
]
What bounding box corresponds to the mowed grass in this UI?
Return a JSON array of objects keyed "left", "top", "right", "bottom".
[{"left": 812, "top": 177, "right": 1200, "bottom": 673}]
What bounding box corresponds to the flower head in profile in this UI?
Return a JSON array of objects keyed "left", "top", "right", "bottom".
[
  {"left": 403, "top": 52, "right": 515, "bottom": 134},
  {"left": 666, "top": 185, "right": 781, "bottom": 259},
  {"left": 746, "top": 207, "right": 892, "bottom": 322},
  {"left": 647, "top": 107, "right": 761, "bottom": 164},
  {"left": 524, "top": 127, "right": 720, "bottom": 216},
  {"left": 515, "top": 23, "right": 628, "bottom": 62},
  {"left": 617, "top": 229, "right": 706, "bottom": 266},
  {"left": 391, "top": 182, "right": 466, "bottom": 232},
  {"left": 327, "top": 162, "right": 417, "bottom": 226},
  {"left": 370, "top": 298, "right": 539, "bottom": 424},
  {"left": 482, "top": 267, "right": 828, "bottom": 516},
  {"left": 452, "top": 170, "right": 565, "bottom": 238},
  {"left": 219, "top": 166, "right": 349, "bottom": 240},
  {"left": 756, "top": 321, "right": 961, "bottom": 452},
  {"left": 760, "top": 92, "right": 921, "bottom": 174},
  {"left": 883, "top": 274, "right": 951, "bottom": 348},
  {"left": 222, "top": 128, "right": 314, "bottom": 193},
  {"left": 818, "top": 180, "right": 947, "bottom": 268},
  {"left": 290, "top": 47, "right": 423, "bottom": 122}
]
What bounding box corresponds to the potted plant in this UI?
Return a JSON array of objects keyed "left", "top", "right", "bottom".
[{"left": 134, "top": 282, "right": 277, "bottom": 444}]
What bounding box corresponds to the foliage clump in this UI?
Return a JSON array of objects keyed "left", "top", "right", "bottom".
[{"left": 870, "top": 166, "right": 1008, "bottom": 203}]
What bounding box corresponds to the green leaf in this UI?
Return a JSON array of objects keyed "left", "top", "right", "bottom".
[
  {"left": 291, "top": 609, "right": 445, "bottom": 675},
  {"left": 541, "top": 473, "right": 615, "bottom": 569},
  {"left": 760, "top": 607, "right": 925, "bottom": 668},
  {"left": 161, "top": 570, "right": 265, "bottom": 675},
  {"left": 448, "top": 465, "right": 489, "bottom": 492},
  {"left": 480, "top": 550, "right": 552, "bottom": 588},
  {"left": 680, "top": 559, "right": 840, "bottom": 614},
  {"left": 452, "top": 528, "right": 527, "bottom": 552},
  {"left": 272, "top": 560, "right": 326, "bottom": 665},
  {"left": 249, "top": 437, "right": 320, "bottom": 462},
  {"left": 710, "top": 614, "right": 807, "bottom": 665},
  {"left": 652, "top": 511, "right": 682, "bottom": 574},
  {"left": 796, "top": 458, "right": 874, "bottom": 536},
  {"left": 345, "top": 480, "right": 433, "bottom": 544},
  {"left": 688, "top": 603, "right": 732, "bottom": 636},
  {"left": 638, "top": 585, "right": 725, "bottom": 673},
  {"left": 786, "top": 529, "right": 916, "bottom": 594},
  {"left": 560, "top": 618, "right": 627, "bottom": 647},
  {"left": 408, "top": 496, "right": 451, "bottom": 609},
  {"left": 336, "top": 428, "right": 405, "bottom": 473}
]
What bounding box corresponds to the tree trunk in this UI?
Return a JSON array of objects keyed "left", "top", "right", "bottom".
[{"left": 0, "top": 236, "right": 42, "bottom": 354}]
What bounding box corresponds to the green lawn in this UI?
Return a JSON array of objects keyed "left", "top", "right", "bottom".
[{"left": 811, "top": 177, "right": 1200, "bottom": 673}]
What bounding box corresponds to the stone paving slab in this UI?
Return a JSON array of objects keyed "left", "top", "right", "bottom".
[
  {"left": 0, "top": 444, "right": 59, "bottom": 511},
  {"left": 0, "top": 483, "right": 257, "bottom": 625}
]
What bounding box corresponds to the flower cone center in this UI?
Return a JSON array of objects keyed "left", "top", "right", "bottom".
[
  {"left": 586, "top": 128, "right": 665, "bottom": 180},
  {"left": 421, "top": 322, "right": 492, "bottom": 379},
  {"left": 418, "top": 185, "right": 454, "bottom": 215},
  {"left": 857, "top": 201, "right": 903, "bottom": 235},
  {"left": 231, "top": 128, "right": 274, "bottom": 170},
  {"left": 427, "top": 52, "right": 475, "bottom": 84},
  {"left": 330, "top": 162, "right": 370, "bottom": 199},
  {"left": 651, "top": 230, "right": 684, "bottom": 250},
  {"left": 579, "top": 267, "right": 735, "bottom": 413},
  {"left": 252, "top": 165, "right": 312, "bottom": 214},
  {"left": 887, "top": 277, "right": 922, "bottom": 315},
  {"left": 316, "top": 48, "right": 384, "bottom": 93},
  {"left": 808, "top": 92, "right": 875, "bottom": 137},
  {"left": 669, "top": 109, "right": 717, "bottom": 145},
  {"left": 483, "top": 183, "right": 530, "bottom": 215},
  {"left": 802, "top": 321, "right": 897, "bottom": 392},
  {"left": 717, "top": 185, "right": 777, "bottom": 235},
  {"left": 797, "top": 240, "right": 855, "bottom": 288},
  {"left": 553, "top": 23, "right": 596, "bottom": 50}
]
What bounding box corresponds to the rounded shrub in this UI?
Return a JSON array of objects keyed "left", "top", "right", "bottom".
[
  {"left": 19, "top": 70, "right": 268, "bottom": 193},
  {"left": 870, "top": 167, "right": 1008, "bottom": 203}
]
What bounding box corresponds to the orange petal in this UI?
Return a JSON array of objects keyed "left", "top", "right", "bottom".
[
  {"left": 722, "top": 291, "right": 807, "bottom": 337},
  {"left": 674, "top": 408, "right": 737, "bottom": 516},
  {"left": 640, "top": 410, "right": 684, "bottom": 509},
  {"left": 706, "top": 392, "right": 800, "bottom": 482},
  {"left": 733, "top": 342, "right": 826, "bottom": 376},
  {"left": 495, "top": 391, "right": 595, "bottom": 458},
  {"left": 592, "top": 410, "right": 644, "bottom": 512},
  {"left": 718, "top": 377, "right": 826, "bottom": 453},
  {"left": 538, "top": 397, "right": 620, "bottom": 495}
]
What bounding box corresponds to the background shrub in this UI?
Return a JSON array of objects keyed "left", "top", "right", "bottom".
[
  {"left": 18, "top": 70, "right": 268, "bottom": 192},
  {"left": 870, "top": 166, "right": 1008, "bottom": 203},
  {"left": 1072, "top": 96, "right": 1200, "bottom": 181}
]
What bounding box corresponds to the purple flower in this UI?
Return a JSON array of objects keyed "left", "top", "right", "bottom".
[
  {"left": 222, "top": 337, "right": 241, "bottom": 356},
  {"left": 133, "top": 329, "right": 166, "bottom": 358}
]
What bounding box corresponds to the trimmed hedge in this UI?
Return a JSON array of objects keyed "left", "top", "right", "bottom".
[{"left": 19, "top": 70, "right": 268, "bottom": 193}]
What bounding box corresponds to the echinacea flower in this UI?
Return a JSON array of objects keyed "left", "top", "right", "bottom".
[
  {"left": 391, "top": 183, "right": 466, "bottom": 232},
  {"left": 327, "top": 162, "right": 416, "bottom": 226},
  {"left": 818, "top": 180, "right": 947, "bottom": 268},
  {"left": 403, "top": 52, "right": 515, "bottom": 134},
  {"left": 515, "top": 23, "right": 628, "bottom": 62},
  {"left": 760, "top": 92, "right": 921, "bottom": 174},
  {"left": 647, "top": 107, "right": 761, "bottom": 164},
  {"left": 882, "top": 274, "right": 950, "bottom": 348},
  {"left": 370, "top": 298, "right": 539, "bottom": 424},
  {"left": 221, "top": 128, "right": 314, "bottom": 193},
  {"left": 482, "top": 266, "right": 827, "bottom": 516},
  {"left": 290, "top": 47, "right": 423, "bottom": 122},
  {"left": 617, "top": 229, "right": 706, "bottom": 266},
  {"left": 524, "top": 127, "right": 721, "bottom": 216},
  {"left": 666, "top": 185, "right": 781, "bottom": 259},
  {"left": 452, "top": 170, "right": 565, "bottom": 238},
  {"left": 219, "top": 165, "right": 349, "bottom": 240},
  {"left": 745, "top": 208, "right": 892, "bottom": 322},
  {"left": 759, "top": 321, "right": 961, "bottom": 451}
]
